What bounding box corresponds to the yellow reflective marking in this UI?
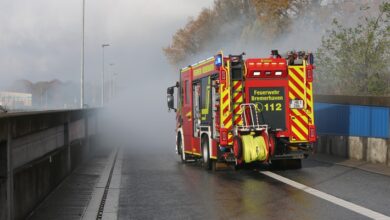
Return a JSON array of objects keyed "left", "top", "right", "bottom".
[
  {"left": 193, "top": 63, "right": 215, "bottom": 77},
  {"left": 210, "top": 156, "right": 217, "bottom": 159},
  {"left": 220, "top": 64, "right": 232, "bottom": 129},
  {"left": 289, "top": 66, "right": 305, "bottom": 78},
  {"left": 288, "top": 81, "right": 305, "bottom": 100},
  {"left": 292, "top": 126, "right": 306, "bottom": 140},
  {"left": 193, "top": 68, "right": 202, "bottom": 76},
  {"left": 289, "top": 69, "right": 305, "bottom": 87},
  {"left": 291, "top": 109, "right": 302, "bottom": 116},
  {"left": 228, "top": 133, "right": 233, "bottom": 144},
  {"left": 233, "top": 96, "right": 243, "bottom": 103},
  {"left": 233, "top": 81, "right": 243, "bottom": 91},
  {"left": 294, "top": 119, "right": 308, "bottom": 135},
  {"left": 185, "top": 150, "right": 201, "bottom": 156},
  {"left": 221, "top": 91, "right": 230, "bottom": 110},
  {"left": 306, "top": 81, "right": 314, "bottom": 124},
  {"left": 225, "top": 121, "right": 232, "bottom": 129}
]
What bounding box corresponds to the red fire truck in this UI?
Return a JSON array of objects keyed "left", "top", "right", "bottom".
[{"left": 167, "top": 50, "right": 316, "bottom": 169}]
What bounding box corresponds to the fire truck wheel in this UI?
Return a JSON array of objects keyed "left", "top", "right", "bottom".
[
  {"left": 178, "top": 135, "right": 186, "bottom": 162},
  {"left": 201, "top": 137, "right": 212, "bottom": 170}
]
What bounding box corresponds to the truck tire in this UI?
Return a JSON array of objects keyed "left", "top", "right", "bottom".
[
  {"left": 178, "top": 135, "right": 187, "bottom": 162},
  {"left": 201, "top": 136, "right": 212, "bottom": 170}
]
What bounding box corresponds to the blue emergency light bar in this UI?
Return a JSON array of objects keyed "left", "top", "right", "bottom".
[{"left": 215, "top": 54, "right": 222, "bottom": 67}]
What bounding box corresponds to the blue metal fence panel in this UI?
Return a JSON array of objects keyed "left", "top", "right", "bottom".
[
  {"left": 349, "top": 105, "right": 370, "bottom": 136},
  {"left": 314, "top": 102, "right": 390, "bottom": 138},
  {"left": 371, "top": 107, "right": 390, "bottom": 138}
]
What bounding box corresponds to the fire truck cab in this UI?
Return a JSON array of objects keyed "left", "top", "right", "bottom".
[{"left": 167, "top": 50, "right": 316, "bottom": 170}]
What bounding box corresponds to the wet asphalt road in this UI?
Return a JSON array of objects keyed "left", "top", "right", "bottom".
[{"left": 117, "top": 145, "right": 390, "bottom": 220}]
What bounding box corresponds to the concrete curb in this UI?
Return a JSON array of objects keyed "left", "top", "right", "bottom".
[
  {"left": 309, "top": 153, "right": 390, "bottom": 177},
  {"left": 315, "top": 135, "right": 390, "bottom": 167}
]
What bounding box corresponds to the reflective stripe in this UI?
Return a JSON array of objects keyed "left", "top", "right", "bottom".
[
  {"left": 288, "top": 65, "right": 312, "bottom": 143},
  {"left": 232, "top": 80, "right": 243, "bottom": 126}
]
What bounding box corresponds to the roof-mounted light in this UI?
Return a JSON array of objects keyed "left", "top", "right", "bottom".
[{"left": 215, "top": 54, "right": 222, "bottom": 67}]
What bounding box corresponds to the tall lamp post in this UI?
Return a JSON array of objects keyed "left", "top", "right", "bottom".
[
  {"left": 109, "top": 63, "right": 114, "bottom": 102},
  {"left": 112, "top": 72, "right": 118, "bottom": 99},
  {"left": 101, "top": 43, "right": 110, "bottom": 106},
  {"left": 81, "top": 0, "right": 86, "bottom": 109}
]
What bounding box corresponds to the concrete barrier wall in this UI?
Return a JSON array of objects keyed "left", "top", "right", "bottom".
[
  {"left": 314, "top": 95, "right": 390, "bottom": 166},
  {"left": 0, "top": 109, "right": 101, "bottom": 220},
  {"left": 316, "top": 136, "right": 390, "bottom": 166}
]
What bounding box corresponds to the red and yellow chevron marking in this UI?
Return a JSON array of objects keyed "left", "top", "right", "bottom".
[
  {"left": 232, "top": 80, "right": 243, "bottom": 126},
  {"left": 288, "top": 65, "right": 313, "bottom": 143},
  {"left": 290, "top": 114, "right": 309, "bottom": 142},
  {"left": 306, "top": 81, "right": 315, "bottom": 124},
  {"left": 220, "top": 68, "right": 233, "bottom": 145}
]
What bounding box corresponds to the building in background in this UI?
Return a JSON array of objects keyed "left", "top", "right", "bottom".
[{"left": 0, "top": 91, "right": 32, "bottom": 110}]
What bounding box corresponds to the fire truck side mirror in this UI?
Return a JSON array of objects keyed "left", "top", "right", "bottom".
[
  {"left": 167, "top": 87, "right": 174, "bottom": 95},
  {"left": 167, "top": 94, "right": 175, "bottom": 112},
  {"left": 167, "top": 86, "right": 176, "bottom": 112}
]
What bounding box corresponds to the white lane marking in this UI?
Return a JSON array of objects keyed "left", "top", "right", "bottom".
[{"left": 260, "top": 171, "right": 390, "bottom": 220}]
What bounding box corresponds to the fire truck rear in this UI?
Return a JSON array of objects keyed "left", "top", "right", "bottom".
[{"left": 167, "top": 50, "right": 316, "bottom": 169}]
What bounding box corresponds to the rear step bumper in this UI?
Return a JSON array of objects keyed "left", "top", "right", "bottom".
[{"left": 271, "top": 152, "right": 305, "bottom": 160}]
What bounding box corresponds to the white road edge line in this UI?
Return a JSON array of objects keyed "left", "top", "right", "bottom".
[{"left": 260, "top": 171, "right": 390, "bottom": 220}]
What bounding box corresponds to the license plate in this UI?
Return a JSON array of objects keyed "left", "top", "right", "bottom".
[{"left": 290, "top": 100, "right": 304, "bottom": 109}]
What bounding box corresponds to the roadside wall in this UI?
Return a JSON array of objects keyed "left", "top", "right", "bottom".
[
  {"left": 0, "top": 109, "right": 101, "bottom": 220},
  {"left": 314, "top": 95, "right": 390, "bottom": 166}
]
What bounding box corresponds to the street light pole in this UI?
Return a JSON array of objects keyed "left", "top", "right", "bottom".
[
  {"left": 81, "top": 0, "right": 86, "bottom": 109},
  {"left": 109, "top": 63, "right": 114, "bottom": 102},
  {"left": 112, "top": 72, "right": 118, "bottom": 99},
  {"left": 101, "top": 44, "right": 110, "bottom": 106}
]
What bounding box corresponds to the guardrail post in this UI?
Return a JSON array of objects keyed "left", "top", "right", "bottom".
[{"left": 6, "top": 120, "right": 13, "bottom": 220}]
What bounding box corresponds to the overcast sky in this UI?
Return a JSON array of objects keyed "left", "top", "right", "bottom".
[{"left": 0, "top": 0, "right": 213, "bottom": 89}]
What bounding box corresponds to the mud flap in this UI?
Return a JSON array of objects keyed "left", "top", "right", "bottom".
[{"left": 241, "top": 134, "right": 268, "bottom": 163}]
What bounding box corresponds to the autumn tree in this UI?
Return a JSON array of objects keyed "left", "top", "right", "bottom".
[
  {"left": 163, "top": 0, "right": 247, "bottom": 66},
  {"left": 164, "top": 0, "right": 316, "bottom": 66},
  {"left": 315, "top": 2, "right": 390, "bottom": 95}
]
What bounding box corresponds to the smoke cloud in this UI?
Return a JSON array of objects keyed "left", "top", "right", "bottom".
[
  {"left": 0, "top": 0, "right": 214, "bottom": 149},
  {"left": 164, "top": 0, "right": 384, "bottom": 67}
]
